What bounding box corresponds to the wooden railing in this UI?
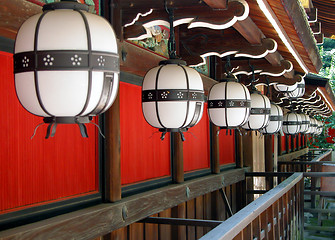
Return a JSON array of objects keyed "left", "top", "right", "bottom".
[{"left": 200, "top": 173, "right": 304, "bottom": 240}]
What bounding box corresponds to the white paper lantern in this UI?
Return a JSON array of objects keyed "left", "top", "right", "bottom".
[
  {"left": 259, "top": 103, "right": 283, "bottom": 134},
  {"left": 142, "top": 59, "right": 205, "bottom": 140},
  {"left": 316, "top": 120, "right": 323, "bottom": 135},
  {"left": 284, "top": 78, "right": 305, "bottom": 99},
  {"left": 298, "top": 113, "right": 310, "bottom": 133},
  {"left": 282, "top": 112, "right": 302, "bottom": 135},
  {"left": 14, "top": 0, "right": 119, "bottom": 138},
  {"left": 208, "top": 74, "right": 250, "bottom": 129},
  {"left": 242, "top": 92, "right": 271, "bottom": 130}
]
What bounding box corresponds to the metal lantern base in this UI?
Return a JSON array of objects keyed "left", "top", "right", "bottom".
[{"left": 43, "top": 116, "right": 92, "bottom": 139}]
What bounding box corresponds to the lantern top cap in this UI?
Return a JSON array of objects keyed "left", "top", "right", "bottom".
[
  {"left": 43, "top": 0, "right": 89, "bottom": 12},
  {"left": 220, "top": 72, "right": 238, "bottom": 82},
  {"left": 159, "top": 59, "right": 187, "bottom": 66}
]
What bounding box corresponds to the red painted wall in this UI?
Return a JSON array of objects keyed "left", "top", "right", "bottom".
[
  {"left": 120, "top": 82, "right": 171, "bottom": 185},
  {"left": 219, "top": 131, "right": 235, "bottom": 165},
  {"left": 183, "top": 103, "right": 210, "bottom": 172},
  {"left": 281, "top": 135, "right": 286, "bottom": 152},
  {"left": 0, "top": 52, "right": 99, "bottom": 214}
]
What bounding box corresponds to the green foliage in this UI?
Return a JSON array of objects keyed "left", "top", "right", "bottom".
[{"left": 308, "top": 113, "right": 335, "bottom": 150}]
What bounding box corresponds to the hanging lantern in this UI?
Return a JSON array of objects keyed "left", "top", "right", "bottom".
[
  {"left": 316, "top": 120, "right": 323, "bottom": 135},
  {"left": 259, "top": 103, "right": 283, "bottom": 134},
  {"left": 141, "top": 9, "right": 204, "bottom": 141},
  {"left": 142, "top": 59, "right": 204, "bottom": 140},
  {"left": 241, "top": 91, "right": 271, "bottom": 131},
  {"left": 284, "top": 78, "right": 305, "bottom": 99},
  {"left": 14, "top": 0, "right": 119, "bottom": 138},
  {"left": 282, "top": 112, "right": 302, "bottom": 135},
  {"left": 298, "top": 113, "right": 310, "bottom": 133},
  {"left": 208, "top": 73, "right": 250, "bottom": 130}
]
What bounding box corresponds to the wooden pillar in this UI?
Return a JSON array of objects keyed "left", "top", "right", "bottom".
[
  {"left": 236, "top": 130, "right": 244, "bottom": 168},
  {"left": 105, "top": 92, "right": 122, "bottom": 203},
  {"left": 211, "top": 124, "right": 220, "bottom": 174},
  {"left": 285, "top": 135, "right": 290, "bottom": 153},
  {"left": 277, "top": 134, "right": 283, "bottom": 156},
  {"left": 243, "top": 132, "right": 254, "bottom": 203},
  {"left": 265, "top": 135, "right": 274, "bottom": 190},
  {"left": 172, "top": 132, "right": 184, "bottom": 183}
]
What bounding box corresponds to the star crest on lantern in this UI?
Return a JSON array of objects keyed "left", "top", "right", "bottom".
[
  {"left": 71, "top": 55, "right": 82, "bottom": 66},
  {"left": 192, "top": 92, "right": 197, "bottom": 99},
  {"left": 218, "top": 101, "right": 223, "bottom": 107},
  {"left": 210, "top": 101, "right": 214, "bottom": 107},
  {"left": 240, "top": 101, "right": 244, "bottom": 107},
  {"left": 161, "top": 91, "right": 169, "bottom": 99},
  {"left": 22, "top": 56, "right": 29, "bottom": 68},
  {"left": 229, "top": 101, "right": 234, "bottom": 107},
  {"left": 148, "top": 92, "right": 153, "bottom": 99},
  {"left": 97, "top": 56, "right": 106, "bottom": 67},
  {"left": 43, "top": 54, "right": 54, "bottom": 66},
  {"left": 177, "top": 92, "right": 184, "bottom": 99}
]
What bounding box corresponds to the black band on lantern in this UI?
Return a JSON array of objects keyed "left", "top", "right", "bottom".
[
  {"left": 270, "top": 115, "right": 283, "bottom": 121},
  {"left": 142, "top": 89, "right": 204, "bottom": 102},
  {"left": 208, "top": 99, "right": 251, "bottom": 108},
  {"left": 250, "top": 108, "right": 271, "bottom": 115},
  {"left": 43, "top": 1, "right": 89, "bottom": 12},
  {"left": 283, "top": 121, "right": 302, "bottom": 125},
  {"left": 14, "top": 51, "right": 119, "bottom": 73}
]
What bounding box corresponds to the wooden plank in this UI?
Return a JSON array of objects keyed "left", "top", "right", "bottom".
[
  {"left": 0, "top": 168, "right": 245, "bottom": 240},
  {"left": 187, "top": 199, "right": 196, "bottom": 240},
  {"left": 171, "top": 203, "right": 186, "bottom": 240},
  {"left": 145, "top": 214, "right": 158, "bottom": 240},
  {"left": 103, "top": 227, "right": 127, "bottom": 240},
  {"left": 129, "top": 223, "right": 144, "bottom": 240},
  {"left": 195, "top": 196, "right": 204, "bottom": 239},
  {"left": 159, "top": 209, "right": 172, "bottom": 240},
  {"left": 199, "top": 173, "right": 303, "bottom": 240},
  {"left": 203, "top": 193, "right": 212, "bottom": 234}
]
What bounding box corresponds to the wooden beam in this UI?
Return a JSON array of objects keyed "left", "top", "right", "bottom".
[
  {"left": 310, "top": 22, "right": 321, "bottom": 34},
  {"left": 0, "top": 168, "right": 245, "bottom": 240},
  {"left": 203, "top": 0, "right": 228, "bottom": 9},
  {"left": 277, "top": 148, "right": 309, "bottom": 162}
]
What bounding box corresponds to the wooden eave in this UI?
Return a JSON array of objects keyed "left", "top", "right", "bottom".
[
  {"left": 312, "top": 0, "right": 335, "bottom": 38},
  {"left": 247, "top": 0, "right": 322, "bottom": 73}
]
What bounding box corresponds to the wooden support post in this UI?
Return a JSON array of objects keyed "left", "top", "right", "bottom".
[
  {"left": 285, "top": 135, "right": 290, "bottom": 154},
  {"left": 172, "top": 132, "right": 184, "bottom": 183},
  {"left": 243, "top": 132, "right": 254, "bottom": 203},
  {"left": 171, "top": 203, "right": 187, "bottom": 240},
  {"left": 265, "top": 135, "right": 274, "bottom": 190},
  {"left": 211, "top": 124, "right": 220, "bottom": 174},
  {"left": 235, "top": 130, "right": 244, "bottom": 168},
  {"left": 105, "top": 92, "right": 121, "bottom": 203},
  {"left": 278, "top": 134, "right": 283, "bottom": 156}
]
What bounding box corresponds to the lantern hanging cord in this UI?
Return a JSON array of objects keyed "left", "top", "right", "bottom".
[
  {"left": 225, "top": 56, "right": 232, "bottom": 75},
  {"left": 266, "top": 76, "right": 270, "bottom": 97},
  {"left": 249, "top": 61, "right": 257, "bottom": 92},
  {"left": 164, "top": 0, "right": 177, "bottom": 59}
]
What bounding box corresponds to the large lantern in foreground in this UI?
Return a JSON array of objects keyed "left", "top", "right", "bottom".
[
  {"left": 259, "top": 103, "right": 283, "bottom": 134},
  {"left": 282, "top": 112, "right": 302, "bottom": 135},
  {"left": 14, "top": 0, "right": 119, "bottom": 138},
  {"left": 142, "top": 59, "right": 204, "bottom": 140},
  {"left": 242, "top": 91, "right": 271, "bottom": 131},
  {"left": 208, "top": 74, "right": 250, "bottom": 130}
]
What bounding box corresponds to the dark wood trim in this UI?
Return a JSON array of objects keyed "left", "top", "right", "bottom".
[
  {"left": 139, "top": 217, "right": 222, "bottom": 227},
  {"left": 0, "top": 168, "right": 245, "bottom": 240},
  {"left": 211, "top": 124, "right": 220, "bottom": 174},
  {"left": 0, "top": 36, "right": 14, "bottom": 53},
  {"left": 265, "top": 135, "right": 274, "bottom": 189}
]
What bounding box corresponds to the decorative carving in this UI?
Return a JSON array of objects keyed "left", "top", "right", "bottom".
[{"left": 123, "top": 0, "right": 249, "bottom": 40}]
